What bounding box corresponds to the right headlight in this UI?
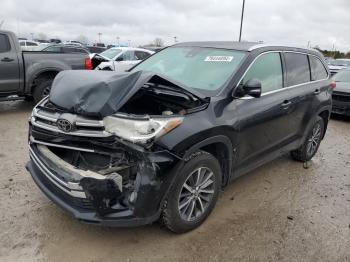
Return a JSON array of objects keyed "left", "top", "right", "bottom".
[{"left": 103, "top": 114, "right": 183, "bottom": 144}]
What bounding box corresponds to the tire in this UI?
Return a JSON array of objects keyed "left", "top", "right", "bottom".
[
  {"left": 160, "top": 151, "right": 222, "bottom": 233},
  {"left": 33, "top": 79, "right": 53, "bottom": 103},
  {"left": 291, "top": 116, "right": 325, "bottom": 162},
  {"left": 24, "top": 95, "right": 34, "bottom": 102}
]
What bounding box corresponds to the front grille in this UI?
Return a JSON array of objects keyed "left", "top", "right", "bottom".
[
  {"left": 31, "top": 99, "right": 112, "bottom": 138},
  {"left": 34, "top": 160, "right": 94, "bottom": 210},
  {"left": 332, "top": 92, "right": 350, "bottom": 102}
]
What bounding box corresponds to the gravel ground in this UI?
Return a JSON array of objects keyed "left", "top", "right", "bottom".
[{"left": 0, "top": 101, "right": 349, "bottom": 262}]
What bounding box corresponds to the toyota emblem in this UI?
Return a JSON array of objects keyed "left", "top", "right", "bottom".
[{"left": 56, "top": 119, "right": 73, "bottom": 132}]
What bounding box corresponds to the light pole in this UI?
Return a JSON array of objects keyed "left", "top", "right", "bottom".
[
  {"left": 30, "top": 32, "right": 34, "bottom": 40},
  {"left": 116, "top": 36, "right": 120, "bottom": 46},
  {"left": 239, "top": 0, "right": 246, "bottom": 42},
  {"left": 98, "top": 32, "right": 102, "bottom": 43},
  {"left": 174, "top": 36, "right": 178, "bottom": 43}
]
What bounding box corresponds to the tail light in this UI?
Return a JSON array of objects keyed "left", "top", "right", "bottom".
[
  {"left": 329, "top": 81, "right": 336, "bottom": 89},
  {"left": 85, "top": 58, "right": 93, "bottom": 70}
]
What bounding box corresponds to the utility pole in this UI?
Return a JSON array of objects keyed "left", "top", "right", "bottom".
[
  {"left": 239, "top": 0, "right": 246, "bottom": 42},
  {"left": 0, "top": 20, "right": 4, "bottom": 29},
  {"left": 30, "top": 33, "right": 34, "bottom": 40},
  {"left": 174, "top": 36, "right": 178, "bottom": 43},
  {"left": 116, "top": 36, "right": 120, "bottom": 46},
  {"left": 98, "top": 32, "right": 102, "bottom": 43}
]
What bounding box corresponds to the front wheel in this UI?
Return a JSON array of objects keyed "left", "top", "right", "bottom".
[
  {"left": 291, "top": 116, "right": 325, "bottom": 162},
  {"left": 160, "top": 151, "right": 221, "bottom": 233}
]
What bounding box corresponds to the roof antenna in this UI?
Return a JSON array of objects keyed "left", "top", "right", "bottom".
[{"left": 239, "top": 0, "right": 246, "bottom": 42}]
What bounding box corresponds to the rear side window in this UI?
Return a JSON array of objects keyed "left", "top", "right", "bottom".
[
  {"left": 310, "top": 56, "right": 328, "bottom": 80},
  {"left": 63, "top": 47, "right": 88, "bottom": 54},
  {"left": 135, "top": 51, "right": 151, "bottom": 60},
  {"left": 243, "top": 52, "right": 283, "bottom": 93},
  {"left": 284, "top": 53, "right": 311, "bottom": 86},
  {"left": 26, "top": 41, "right": 38, "bottom": 46},
  {"left": 0, "top": 34, "right": 11, "bottom": 52}
]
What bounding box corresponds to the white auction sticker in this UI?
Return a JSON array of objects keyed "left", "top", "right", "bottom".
[{"left": 204, "top": 56, "right": 234, "bottom": 62}]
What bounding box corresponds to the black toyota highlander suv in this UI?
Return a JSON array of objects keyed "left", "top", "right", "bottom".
[{"left": 27, "top": 42, "right": 333, "bottom": 233}]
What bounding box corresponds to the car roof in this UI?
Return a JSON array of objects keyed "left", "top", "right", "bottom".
[
  {"left": 173, "top": 41, "right": 319, "bottom": 54},
  {"left": 109, "top": 47, "right": 153, "bottom": 52}
]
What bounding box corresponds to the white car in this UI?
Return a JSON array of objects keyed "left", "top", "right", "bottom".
[
  {"left": 19, "top": 40, "right": 40, "bottom": 51},
  {"left": 95, "top": 47, "right": 154, "bottom": 72}
]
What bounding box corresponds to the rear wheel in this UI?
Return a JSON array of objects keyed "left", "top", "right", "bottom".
[
  {"left": 291, "top": 116, "right": 325, "bottom": 162},
  {"left": 33, "top": 79, "right": 53, "bottom": 103},
  {"left": 160, "top": 151, "right": 221, "bottom": 233}
]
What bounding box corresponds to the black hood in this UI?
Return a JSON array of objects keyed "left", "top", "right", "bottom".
[{"left": 49, "top": 70, "right": 205, "bottom": 118}]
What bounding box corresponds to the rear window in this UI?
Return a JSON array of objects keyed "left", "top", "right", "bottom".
[
  {"left": 284, "top": 53, "right": 311, "bottom": 86},
  {"left": 0, "top": 34, "right": 11, "bottom": 52},
  {"left": 310, "top": 56, "right": 328, "bottom": 80}
]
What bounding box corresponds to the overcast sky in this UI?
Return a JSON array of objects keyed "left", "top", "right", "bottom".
[{"left": 1, "top": 0, "right": 350, "bottom": 51}]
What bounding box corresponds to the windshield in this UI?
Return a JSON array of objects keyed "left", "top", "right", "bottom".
[
  {"left": 130, "top": 47, "right": 247, "bottom": 95},
  {"left": 100, "top": 48, "right": 122, "bottom": 60},
  {"left": 334, "top": 70, "right": 350, "bottom": 82},
  {"left": 330, "top": 60, "right": 350, "bottom": 66}
]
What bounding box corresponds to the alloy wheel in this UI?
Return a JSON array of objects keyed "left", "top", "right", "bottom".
[
  {"left": 306, "top": 123, "right": 322, "bottom": 157},
  {"left": 178, "top": 167, "right": 215, "bottom": 222}
]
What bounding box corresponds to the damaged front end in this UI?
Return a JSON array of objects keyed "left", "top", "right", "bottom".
[{"left": 27, "top": 70, "right": 208, "bottom": 226}]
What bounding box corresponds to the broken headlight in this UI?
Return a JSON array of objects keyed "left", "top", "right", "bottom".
[{"left": 103, "top": 114, "right": 183, "bottom": 144}]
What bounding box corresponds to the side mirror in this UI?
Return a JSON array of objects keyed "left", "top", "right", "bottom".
[{"left": 235, "top": 79, "right": 262, "bottom": 98}]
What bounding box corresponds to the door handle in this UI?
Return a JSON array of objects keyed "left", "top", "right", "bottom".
[
  {"left": 1, "top": 57, "right": 14, "bottom": 62},
  {"left": 314, "top": 89, "right": 321, "bottom": 95},
  {"left": 281, "top": 100, "right": 292, "bottom": 109}
]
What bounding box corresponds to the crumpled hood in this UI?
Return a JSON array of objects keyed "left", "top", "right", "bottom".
[{"left": 49, "top": 70, "right": 205, "bottom": 118}]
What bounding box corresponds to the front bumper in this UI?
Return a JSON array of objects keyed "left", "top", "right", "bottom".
[
  {"left": 27, "top": 138, "right": 182, "bottom": 227},
  {"left": 332, "top": 95, "right": 350, "bottom": 116}
]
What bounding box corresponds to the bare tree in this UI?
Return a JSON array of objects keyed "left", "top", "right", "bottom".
[
  {"left": 38, "top": 33, "right": 47, "bottom": 40},
  {"left": 76, "top": 35, "right": 89, "bottom": 45},
  {"left": 154, "top": 38, "right": 164, "bottom": 47}
]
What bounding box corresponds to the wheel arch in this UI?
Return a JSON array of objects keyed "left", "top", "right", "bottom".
[{"left": 183, "top": 135, "right": 233, "bottom": 187}]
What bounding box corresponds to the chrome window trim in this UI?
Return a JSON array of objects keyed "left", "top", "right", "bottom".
[{"left": 235, "top": 50, "right": 330, "bottom": 100}]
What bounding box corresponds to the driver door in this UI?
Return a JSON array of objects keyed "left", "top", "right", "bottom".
[
  {"left": 235, "top": 52, "right": 294, "bottom": 171},
  {"left": 0, "top": 33, "right": 20, "bottom": 93}
]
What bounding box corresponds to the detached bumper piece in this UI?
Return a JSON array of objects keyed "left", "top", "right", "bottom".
[{"left": 332, "top": 92, "right": 350, "bottom": 116}]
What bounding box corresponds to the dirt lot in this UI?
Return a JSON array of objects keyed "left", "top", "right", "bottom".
[{"left": 0, "top": 101, "right": 349, "bottom": 262}]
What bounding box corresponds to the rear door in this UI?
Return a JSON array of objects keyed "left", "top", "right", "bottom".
[
  {"left": 282, "top": 52, "right": 328, "bottom": 140},
  {"left": 236, "top": 52, "right": 295, "bottom": 168},
  {"left": 0, "top": 33, "right": 20, "bottom": 93}
]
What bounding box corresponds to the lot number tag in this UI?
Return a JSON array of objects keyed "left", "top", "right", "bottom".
[{"left": 204, "top": 56, "right": 234, "bottom": 62}]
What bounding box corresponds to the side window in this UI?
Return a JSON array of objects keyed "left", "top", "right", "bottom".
[
  {"left": 0, "top": 34, "right": 11, "bottom": 52},
  {"left": 243, "top": 52, "right": 283, "bottom": 93},
  {"left": 26, "top": 42, "right": 38, "bottom": 46},
  {"left": 135, "top": 51, "right": 151, "bottom": 60},
  {"left": 310, "top": 56, "right": 328, "bottom": 80},
  {"left": 19, "top": 41, "right": 25, "bottom": 46},
  {"left": 44, "top": 46, "right": 62, "bottom": 52},
  {"left": 117, "top": 51, "right": 135, "bottom": 61},
  {"left": 284, "top": 53, "right": 311, "bottom": 86}
]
